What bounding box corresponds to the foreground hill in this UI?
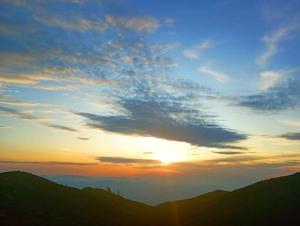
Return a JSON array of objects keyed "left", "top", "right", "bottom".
[
  {"left": 0, "top": 171, "right": 152, "bottom": 226},
  {"left": 155, "top": 172, "right": 300, "bottom": 226},
  {"left": 0, "top": 171, "right": 300, "bottom": 226}
]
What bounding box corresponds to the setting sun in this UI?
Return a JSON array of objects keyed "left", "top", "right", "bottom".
[
  {"left": 136, "top": 137, "right": 188, "bottom": 164},
  {"left": 153, "top": 150, "right": 186, "bottom": 164}
]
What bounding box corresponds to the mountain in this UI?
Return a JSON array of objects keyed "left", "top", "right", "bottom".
[
  {"left": 1, "top": 171, "right": 300, "bottom": 226},
  {"left": 0, "top": 171, "right": 152, "bottom": 226},
  {"left": 155, "top": 172, "right": 300, "bottom": 226}
]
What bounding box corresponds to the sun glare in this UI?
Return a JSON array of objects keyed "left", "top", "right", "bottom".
[
  {"left": 142, "top": 138, "right": 188, "bottom": 164},
  {"left": 154, "top": 152, "right": 178, "bottom": 164}
]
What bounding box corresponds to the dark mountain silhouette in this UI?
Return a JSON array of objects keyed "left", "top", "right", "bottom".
[
  {"left": 0, "top": 171, "right": 152, "bottom": 226},
  {"left": 155, "top": 172, "right": 300, "bottom": 226},
  {"left": 1, "top": 171, "right": 300, "bottom": 226}
]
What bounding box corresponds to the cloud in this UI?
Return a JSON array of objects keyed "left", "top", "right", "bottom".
[
  {"left": 0, "top": 75, "right": 39, "bottom": 86},
  {"left": 279, "top": 132, "right": 300, "bottom": 140},
  {"left": 204, "top": 155, "right": 272, "bottom": 165},
  {"left": 183, "top": 41, "right": 213, "bottom": 59},
  {"left": 237, "top": 70, "right": 300, "bottom": 111},
  {"left": 163, "top": 17, "right": 175, "bottom": 27},
  {"left": 78, "top": 97, "right": 247, "bottom": 149},
  {"left": 105, "top": 15, "right": 160, "bottom": 33},
  {"left": 0, "top": 125, "right": 10, "bottom": 129},
  {"left": 0, "top": 68, "right": 115, "bottom": 90},
  {"left": 0, "top": 106, "right": 78, "bottom": 132},
  {"left": 213, "top": 151, "right": 246, "bottom": 155},
  {"left": 278, "top": 119, "right": 300, "bottom": 127},
  {"left": 0, "top": 0, "right": 258, "bottom": 152},
  {"left": 202, "top": 153, "right": 300, "bottom": 168},
  {"left": 198, "top": 66, "right": 230, "bottom": 83},
  {"left": 7, "top": 0, "right": 160, "bottom": 34},
  {"left": 256, "top": 24, "right": 297, "bottom": 66},
  {"left": 238, "top": 91, "right": 295, "bottom": 111},
  {"left": 257, "top": 70, "right": 288, "bottom": 90},
  {"left": 77, "top": 137, "right": 89, "bottom": 140},
  {"left": 4, "top": 1, "right": 107, "bottom": 33},
  {"left": 0, "top": 1, "right": 172, "bottom": 95},
  {"left": 0, "top": 96, "right": 48, "bottom": 107},
  {"left": 35, "top": 15, "right": 108, "bottom": 33},
  {"left": 0, "top": 75, "right": 78, "bottom": 91},
  {"left": 97, "top": 156, "right": 161, "bottom": 164},
  {"left": 42, "top": 122, "right": 79, "bottom": 132},
  {"left": 0, "top": 160, "right": 96, "bottom": 166},
  {"left": 0, "top": 106, "right": 41, "bottom": 120}
]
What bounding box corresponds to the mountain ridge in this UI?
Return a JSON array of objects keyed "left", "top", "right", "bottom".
[{"left": 1, "top": 171, "right": 300, "bottom": 226}]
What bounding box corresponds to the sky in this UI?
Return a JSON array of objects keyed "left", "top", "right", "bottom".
[{"left": 0, "top": 0, "right": 300, "bottom": 203}]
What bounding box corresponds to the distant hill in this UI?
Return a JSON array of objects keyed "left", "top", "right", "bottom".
[{"left": 1, "top": 171, "right": 300, "bottom": 226}]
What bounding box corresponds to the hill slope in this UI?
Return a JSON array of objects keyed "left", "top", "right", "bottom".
[
  {"left": 1, "top": 171, "right": 300, "bottom": 226},
  {"left": 156, "top": 172, "right": 300, "bottom": 226},
  {"left": 0, "top": 171, "right": 152, "bottom": 226}
]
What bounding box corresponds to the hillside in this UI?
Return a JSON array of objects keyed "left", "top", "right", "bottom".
[
  {"left": 1, "top": 171, "right": 300, "bottom": 226},
  {"left": 0, "top": 171, "right": 152, "bottom": 226},
  {"left": 155, "top": 172, "right": 300, "bottom": 226}
]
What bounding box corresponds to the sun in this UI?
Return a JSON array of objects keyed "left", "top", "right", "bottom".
[
  {"left": 151, "top": 143, "right": 188, "bottom": 164},
  {"left": 154, "top": 152, "right": 178, "bottom": 164},
  {"left": 135, "top": 137, "right": 188, "bottom": 164}
]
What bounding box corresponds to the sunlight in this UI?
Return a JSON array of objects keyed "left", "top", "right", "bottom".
[
  {"left": 143, "top": 137, "right": 188, "bottom": 164},
  {"left": 154, "top": 151, "right": 178, "bottom": 164}
]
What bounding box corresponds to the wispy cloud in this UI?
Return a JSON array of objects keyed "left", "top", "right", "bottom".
[
  {"left": 163, "top": 17, "right": 175, "bottom": 27},
  {"left": 97, "top": 156, "right": 161, "bottom": 164},
  {"left": 0, "top": 160, "right": 96, "bottom": 166},
  {"left": 105, "top": 15, "right": 160, "bottom": 33},
  {"left": 0, "top": 106, "right": 78, "bottom": 132},
  {"left": 278, "top": 119, "right": 300, "bottom": 127},
  {"left": 279, "top": 132, "right": 300, "bottom": 141},
  {"left": 42, "top": 122, "right": 79, "bottom": 132},
  {"left": 257, "top": 70, "right": 288, "bottom": 90},
  {"left": 36, "top": 15, "right": 107, "bottom": 33},
  {"left": 5, "top": 0, "right": 160, "bottom": 34},
  {"left": 256, "top": 24, "right": 297, "bottom": 66},
  {"left": 0, "top": 69, "right": 114, "bottom": 90},
  {"left": 0, "top": 125, "right": 10, "bottom": 129},
  {"left": 0, "top": 96, "right": 45, "bottom": 107},
  {"left": 188, "top": 153, "right": 300, "bottom": 167},
  {"left": 77, "top": 137, "right": 89, "bottom": 140},
  {"left": 213, "top": 151, "right": 246, "bottom": 155},
  {"left": 198, "top": 66, "right": 230, "bottom": 83},
  {"left": 0, "top": 75, "right": 39, "bottom": 86},
  {"left": 183, "top": 41, "right": 213, "bottom": 59}
]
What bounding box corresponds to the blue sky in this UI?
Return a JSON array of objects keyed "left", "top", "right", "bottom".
[{"left": 0, "top": 0, "right": 300, "bottom": 201}]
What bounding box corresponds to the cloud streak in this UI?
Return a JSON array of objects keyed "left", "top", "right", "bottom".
[
  {"left": 105, "top": 15, "right": 160, "bottom": 33},
  {"left": 256, "top": 24, "right": 297, "bottom": 66},
  {"left": 279, "top": 132, "right": 300, "bottom": 141},
  {"left": 198, "top": 66, "right": 229, "bottom": 83},
  {"left": 0, "top": 106, "right": 78, "bottom": 132},
  {"left": 97, "top": 156, "right": 161, "bottom": 164},
  {"left": 183, "top": 41, "right": 213, "bottom": 59},
  {"left": 0, "top": 160, "right": 96, "bottom": 166}
]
